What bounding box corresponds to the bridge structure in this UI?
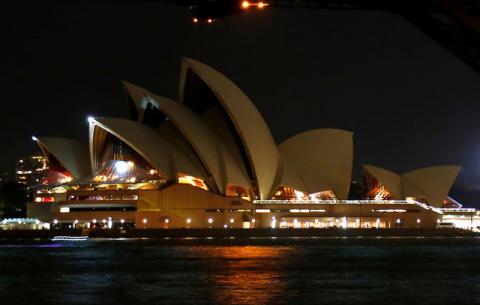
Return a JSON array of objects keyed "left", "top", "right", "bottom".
[{"left": 162, "top": 0, "right": 480, "bottom": 73}]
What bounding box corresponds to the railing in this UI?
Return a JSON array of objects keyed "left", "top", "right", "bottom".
[
  {"left": 254, "top": 199, "right": 409, "bottom": 204},
  {"left": 439, "top": 208, "right": 477, "bottom": 213},
  {"left": 253, "top": 199, "right": 445, "bottom": 214},
  {"left": 412, "top": 201, "right": 443, "bottom": 215}
]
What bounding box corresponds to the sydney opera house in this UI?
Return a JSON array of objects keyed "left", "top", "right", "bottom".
[{"left": 27, "top": 58, "right": 475, "bottom": 230}]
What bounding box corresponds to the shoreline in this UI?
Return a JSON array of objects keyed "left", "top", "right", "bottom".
[{"left": 0, "top": 228, "right": 478, "bottom": 239}]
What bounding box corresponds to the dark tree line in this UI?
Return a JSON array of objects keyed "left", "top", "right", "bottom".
[{"left": 0, "top": 181, "right": 27, "bottom": 218}]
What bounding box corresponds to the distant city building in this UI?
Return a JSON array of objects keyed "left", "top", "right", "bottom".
[
  {"left": 15, "top": 155, "right": 49, "bottom": 187},
  {"left": 0, "top": 171, "right": 13, "bottom": 183}
]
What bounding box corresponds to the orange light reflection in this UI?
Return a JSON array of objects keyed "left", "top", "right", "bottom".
[{"left": 191, "top": 246, "right": 293, "bottom": 304}]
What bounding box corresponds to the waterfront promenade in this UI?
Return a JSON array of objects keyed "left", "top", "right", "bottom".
[{"left": 0, "top": 228, "right": 478, "bottom": 239}]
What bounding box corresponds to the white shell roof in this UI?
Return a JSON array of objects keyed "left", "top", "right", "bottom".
[
  {"left": 35, "top": 137, "right": 91, "bottom": 179},
  {"left": 148, "top": 94, "right": 252, "bottom": 194},
  {"left": 278, "top": 129, "right": 353, "bottom": 199},
  {"left": 179, "top": 57, "right": 280, "bottom": 199}
]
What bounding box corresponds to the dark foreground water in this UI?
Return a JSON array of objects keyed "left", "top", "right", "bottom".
[{"left": 1, "top": 237, "right": 480, "bottom": 305}]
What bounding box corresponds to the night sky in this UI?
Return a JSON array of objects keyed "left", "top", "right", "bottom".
[{"left": 2, "top": 2, "right": 480, "bottom": 186}]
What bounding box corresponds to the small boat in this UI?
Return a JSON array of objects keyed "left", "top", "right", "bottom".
[{"left": 51, "top": 236, "right": 89, "bottom": 241}]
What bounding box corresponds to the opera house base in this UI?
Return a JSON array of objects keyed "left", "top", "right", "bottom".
[
  {"left": 26, "top": 184, "right": 478, "bottom": 233},
  {"left": 28, "top": 184, "right": 255, "bottom": 230}
]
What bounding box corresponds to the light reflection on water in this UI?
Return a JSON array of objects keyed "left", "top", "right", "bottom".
[
  {"left": 0, "top": 238, "right": 480, "bottom": 305},
  {"left": 192, "top": 246, "right": 294, "bottom": 305}
]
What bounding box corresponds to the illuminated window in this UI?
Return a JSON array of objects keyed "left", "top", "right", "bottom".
[
  {"left": 364, "top": 171, "right": 394, "bottom": 200},
  {"left": 309, "top": 190, "right": 336, "bottom": 200},
  {"left": 94, "top": 160, "right": 134, "bottom": 182},
  {"left": 255, "top": 209, "right": 270, "bottom": 213},
  {"left": 271, "top": 186, "right": 307, "bottom": 200},
  {"left": 177, "top": 174, "right": 208, "bottom": 191},
  {"left": 372, "top": 209, "right": 407, "bottom": 213},
  {"left": 121, "top": 194, "right": 139, "bottom": 200},
  {"left": 91, "top": 130, "right": 163, "bottom": 184},
  {"left": 34, "top": 196, "right": 54, "bottom": 203},
  {"left": 226, "top": 184, "right": 253, "bottom": 201},
  {"left": 60, "top": 207, "right": 70, "bottom": 213}
]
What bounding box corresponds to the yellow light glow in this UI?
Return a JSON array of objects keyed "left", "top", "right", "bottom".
[
  {"left": 59, "top": 176, "right": 73, "bottom": 184},
  {"left": 148, "top": 169, "right": 157, "bottom": 175},
  {"left": 272, "top": 186, "right": 309, "bottom": 200},
  {"left": 226, "top": 184, "right": 253, "bottom": 201},
  {"left": 60, "top": 207, "right": 70, "bottom": 213},
  {"left": 94, "top": 175, "right": 108, "bottom": 182},
  {"left": 242, "top": 1, "right": 250, "bottom": 8},
  {"left": 258, "top": 2, "right": 265, "bottom": 8},
  {"left": 193, "top": 17, "right": 198, "bottom": 23},
  {"left": 294, "top": 190, "right": 305, "bottom": 201},
  {"left": 406, "top": 197, "right": 415, "bottom": 204},
  {"left": 178, "top": 174, "right": 208, "bottom": 190},
  {"left": 255, "top": 209, "right": 270, "bottom": 213},
  {"left": 309, "top": 190, "right": 336, "bottom": 200}
]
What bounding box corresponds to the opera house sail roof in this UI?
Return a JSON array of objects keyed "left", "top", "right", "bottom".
[
  {"left": 31, "top": 57, "right": 460, "bottom": 206},
  {"left": 276, "top": 129, "right": 353, "bottom": 200},
  {"left": 33, "top": 137, "right": 91, "bottom": 184},
  {"left": 363, "top": 165, "right": 461, "bottom": 207},
  {"left": 179, "top": 58, "right": 281, "bottom": 199}
]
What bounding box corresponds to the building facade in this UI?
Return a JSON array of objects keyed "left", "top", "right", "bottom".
[{"left": 15, "top": 155, "right": 49, "bottom": 187}]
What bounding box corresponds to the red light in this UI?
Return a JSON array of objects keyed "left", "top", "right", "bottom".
[{"left": 35, "top": 196, "right": 54, "bottom": 203}]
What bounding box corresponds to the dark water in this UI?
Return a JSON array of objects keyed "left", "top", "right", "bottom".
[{"left": 1, "top": 237, "right": 480, "bottom": 305}]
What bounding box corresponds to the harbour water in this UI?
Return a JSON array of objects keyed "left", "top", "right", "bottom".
[{"left": 1, "top": 237, "right": 480, "bottom": 305}]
